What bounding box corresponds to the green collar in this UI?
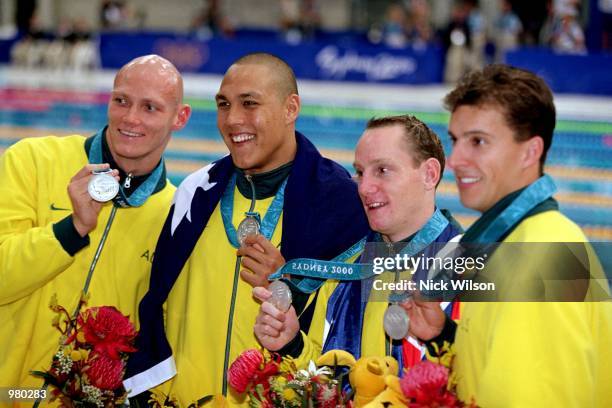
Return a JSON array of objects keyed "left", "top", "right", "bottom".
[
  {"left": 235, "top": 161, "right": 293, "bottom": 199},
  {"left": 462, "top": 186, "right": 558, "bottom": 243}
]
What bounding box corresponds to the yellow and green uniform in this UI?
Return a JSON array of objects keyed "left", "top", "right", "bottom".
[
  {"left": 0, "top": 135, "right": 174, "bottom": 406},
  {"left": 291, "top": 275, "right": 427, "bottom": 367},
  {"left": 286, "top": 277, "right": 388, "bottom": 367},
  {"left": 158, "top": 190, "right": 282, "bottom": 405},
  {"left": 282, "top": 214, "right": 462, "bottom": 371},
  {"left": 125, "top": 133, "right": 370, "bottom": 405},
  {"left": 454, "top": 210, "right": 612, "bottom": 407}
]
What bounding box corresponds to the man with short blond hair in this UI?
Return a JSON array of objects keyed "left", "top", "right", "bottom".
[{"left": 0, "top": 55, "right": 191, "bottom": 393}]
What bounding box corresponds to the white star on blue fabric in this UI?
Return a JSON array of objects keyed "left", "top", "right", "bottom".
[{"left": 170, "top": 161, "right": 220, "bottom": 235}]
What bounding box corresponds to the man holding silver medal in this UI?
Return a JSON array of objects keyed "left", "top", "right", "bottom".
[
  {"left": 124, "top": 53, "right": 369, "bottom": 405},
  {"left": 252, "top": 114, "right": 462, "bottom": 373},
  {"left": 0, "top": 55, "right": 191, "bottom": 392}
]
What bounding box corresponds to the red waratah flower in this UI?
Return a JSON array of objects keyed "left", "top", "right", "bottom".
[
  {"left": 400, "top": 360, "right": 460, "bottom": 407},
  {"left": 78, "top": 306, "right": 137, "bottom": 360},
  {"left": 228, "top": 349, "right": 264, "bottom": 393},
  {"left": 85, "top": 352, "right": 125, "bottom": 390},
  {"left": 227, "top": 349, "right": 280, "bottom": 393}
]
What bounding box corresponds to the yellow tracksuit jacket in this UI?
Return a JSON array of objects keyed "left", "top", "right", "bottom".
[
  {"left": 454, "top": 211, "right": 612, "bottom": 407},
  {"left": 0, "top": 135, "right": 174, "bottom": 406}
]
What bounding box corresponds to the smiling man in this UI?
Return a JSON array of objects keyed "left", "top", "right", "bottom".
[
  {"left": 252, "top": 114, "right": 462, "bottom": 373},
  {"left": 0, "top": 55, "right": 190, "bottom": 394},
  {"left": 404, "top": 64, "right": 612, "bottom": 407},
  {"left": 125, "top": 53, "right": 369, "bottom": 405}
]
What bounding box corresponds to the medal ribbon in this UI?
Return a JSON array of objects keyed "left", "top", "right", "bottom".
[
  {"left": 220, "top": 172, "right": 287, "bottom": 395},
  {"left": 463, "top": 174, "right": 557, "bottom": 243},
  {"left": 424, "top": 175, "right": 558, "bottom": 300},
  {"left": 88, "top": 129, "right": 165, "bottom": 208},
  {"left": 270, "top": 209, "right": 450, "bottom": 293},
  {"left": 220, "top": 172, "right": 288, "bottom": 249}
]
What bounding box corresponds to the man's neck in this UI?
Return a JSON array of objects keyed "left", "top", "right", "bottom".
[
  {"left": 110, "top": 154, "right": 156, "bottom": 177},
  {"left": 101, "top": 133, "right": 160, "bottom": 190},
  {"left": 480, "top": 174, "right": 541, "bottom": 214},
  {"left": 382, "top": 202, "right": 436, "bottom": 243},
  {"left": 242, "top": 131, "right": 297, "bottom": 176}
]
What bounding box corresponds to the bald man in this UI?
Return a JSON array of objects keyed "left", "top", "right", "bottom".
[
  {"left": 125, "top": 53, "right": 369, "bottom": 404},
  {"left": 0, "top": 55, "right": 191, "bottom": 394}
]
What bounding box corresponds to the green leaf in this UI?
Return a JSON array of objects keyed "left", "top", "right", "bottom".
[
  {"left": 196, "top": 395, "right": 213, "bottom": 406},
  {"left": 30, "top": 371, "right": 61, "bottom": 388},
  {"left": 30, "top": 370, "right": 48, "bottom": 378}
]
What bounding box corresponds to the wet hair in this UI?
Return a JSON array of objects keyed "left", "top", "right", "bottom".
[
  {"left": 444, "top": 64, "right": 555, "bottom": 170},
  {"left": 366, "top": 114, "right": 445, "bottom": 187},
  {"left": 232, "top": 52, "right": 298, "bottom": 98}
]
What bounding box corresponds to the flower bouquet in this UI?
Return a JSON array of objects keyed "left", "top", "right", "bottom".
[
  {"left": 32, "top": 295, "right": 138, "bottom": 407},
  {"left": 228, "top": 349, "right": 351, "bottom": 407},
  {"left": 228, "top": 344, "right": 475, "bottom": 408}
]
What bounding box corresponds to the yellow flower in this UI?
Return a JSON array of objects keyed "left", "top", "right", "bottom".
[
  {"left": 70, "top": 350, "right": 82, "bottom": 361},
  {"left": 76, "top": 331, "right": 86, "bottom": 343},
  {"left": 282, "top": 388, "right": 299, "bottom": 402},
  {"left": 279, "top": 356, "right": 298, "bottom": 373}
]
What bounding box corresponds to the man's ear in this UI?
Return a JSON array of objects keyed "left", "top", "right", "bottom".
[
  {"left": 421, "top": 157, "right": 441, "bottom": 191},
  {"left": 285, "top": 94, "right": 300, "bottom": 125},
  {"left": 522, "top": 136, "right": 544, "bottom": 170},
  {"left": 173, "top": 104, "right": 192, "bottom": 131}
]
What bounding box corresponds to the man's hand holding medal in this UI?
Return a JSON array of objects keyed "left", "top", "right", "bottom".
[
  {"left": 237, "top": 234, "right": 286, "bottom": 288},
  {"left": 67, "top": 163, "right": 119, "bottom": 237},
  {"left": 238, "top": 228, "right": 296, "bottom": 351}
]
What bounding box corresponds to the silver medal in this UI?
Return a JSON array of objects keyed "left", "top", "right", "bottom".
[
  {"left": 268, "top": 280, "right": 292, "bottom": 312},
  {"left": 237, "top": 216, "right": 260, "bottom": 246},
  {"left": 87, "top": 170, "right": 119, "bottom": 202},
  {"left": 383, "top": 303, "right": 410, "bottom": 340}
]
